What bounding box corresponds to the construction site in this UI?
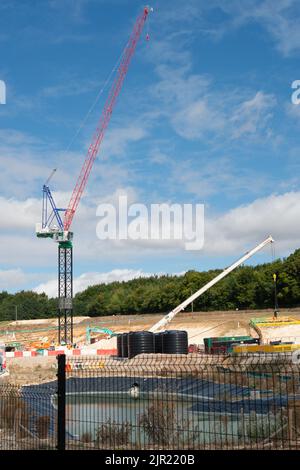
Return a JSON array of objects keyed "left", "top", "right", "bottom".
[
  {"left": 0, "top": 304, "right": 300, "bottom": 384},
  {"left": 0, "top": 3, "right": 300, "bottom": 451},
  {"left": 0, "top": 4, "right": 299, "bottom": 379}
]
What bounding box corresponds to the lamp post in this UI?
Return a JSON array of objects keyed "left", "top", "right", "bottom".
[
  {"left": 273, "top": 273, "right": 279, "bottom": 319},
  {"left": 13, "top": 305, "right": 18, "bottom": 324}
]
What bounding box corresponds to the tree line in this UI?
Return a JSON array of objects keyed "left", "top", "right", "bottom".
[{"left": 1, "top": 248, "right": 300, "bottom": 321}]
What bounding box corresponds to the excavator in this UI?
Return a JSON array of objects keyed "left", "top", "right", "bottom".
[{"left": 86, "top": 327, "right": 115, "bottom": 344}]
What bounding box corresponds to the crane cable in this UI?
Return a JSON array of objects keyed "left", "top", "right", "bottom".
[
  {"left": 43, "top": 41, "right": 129, "bottom": 188},
  {"left": 146, "top": 6, "right": 151, "bottom": 40},
  {"left": 50, "top": 10, "right": 153, "bottom": 182},
  {"left": 65, "top": 7, "right": 153, "bottom": 154},
  {"left": 64, "top": 42, "right": 129, "bottom": 155}
]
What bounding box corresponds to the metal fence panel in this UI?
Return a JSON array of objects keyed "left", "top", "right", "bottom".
[
  {"left": 0, "top": 382, "right": 57, "bottom": 450},
  {"left": 1, "top": 352, "right": 300, "bottom": 450},
  {"left": 63, "top": 353, "right": 300, "bottom": 450}
]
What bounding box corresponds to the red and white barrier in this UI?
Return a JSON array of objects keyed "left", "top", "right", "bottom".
[{"left": 4, "top": 348, "right": 117, "bottom": 358}]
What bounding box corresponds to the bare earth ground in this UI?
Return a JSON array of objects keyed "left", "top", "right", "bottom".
[
  {"left": 1, "top": 308, "right": 300, "bottom": 384},
  {"left": 2, "top": 357, "right": 57, "bottom": 385}
]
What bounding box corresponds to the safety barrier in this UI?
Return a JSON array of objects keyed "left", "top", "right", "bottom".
[
  {"left": 250, "top": 317, "right": 300, "bottom": 328},
  {"left": 233, "top": 343, "right": 300, "bottom": 353},
  {"left": 3, "top": 348, "right": 117, "bottom": 358}
]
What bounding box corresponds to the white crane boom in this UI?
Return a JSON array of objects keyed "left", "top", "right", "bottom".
[{"left": 149, "top": 235, "right": 274, "bottom": 333}]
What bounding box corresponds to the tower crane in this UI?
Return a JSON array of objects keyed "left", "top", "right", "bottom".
[
  {"left": 36, "top": 6, "right": 152, "bottom": 344},
  {"left": 149, "top": 236, "right": 274, "bottom": 333}
]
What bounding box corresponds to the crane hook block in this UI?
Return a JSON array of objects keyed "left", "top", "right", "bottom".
[{"left": 145, "top": 6, "right": 153, "bottom": 15}]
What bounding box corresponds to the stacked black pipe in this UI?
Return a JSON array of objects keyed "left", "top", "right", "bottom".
[
  {"left": 116, "top": 334, "right": 123, "bottom": 357},
  {"left": 121, "top": 333, "right": 129, "bottom": 358},
  {"left": 117, "top": 329, "right": 188, "bottom": 358},
  {"left": 163, "top": 330, "right": 188, "bottom": 354},
  {"left": 154, "top": 332, "right": 164, "bottom": 353},
  {"left": 128, "top": 331, "right": 154, "bottom": 359}
]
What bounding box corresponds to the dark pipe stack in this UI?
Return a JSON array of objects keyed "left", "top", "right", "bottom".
[
  {"left": 116, "top": 329, "right": 188, "bottom": 358},
  {"left": 121, "top": 333, "right": 129, "bottom": 358},
  {"left": 162, "top": 330, "right": 188, "bottom": 355},
  {"left": 128, "top": 331, "right": 154, "bottom": 359},
  {"left": 116, "top": 334, "right": 123, "bottom": 357},
  {"left": 154, "top": 332, "right": 164, "bottom": 353}
]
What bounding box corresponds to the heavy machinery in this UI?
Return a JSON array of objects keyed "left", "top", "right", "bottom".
[
  {"left": 36, "top": 7, "right": 152, "bottom": 344},
  {"left": 203, "top": 336, "right": 259, "bottom": 355},
  {"left": 2, "top": 341, "right": 22, "bottom": 352},
  {"left": 29, "top": 340, "right": 51, "bottom": 350},
  {"left": 149, "top": 236, "right": 274, "bottom": 333},
  {"left": 86, "top": 327, "right": 115, "bottom": 344}
]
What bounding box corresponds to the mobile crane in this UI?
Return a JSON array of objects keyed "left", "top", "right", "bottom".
[{"left": 149, "top": 236, "right": 274, "bottom": 333}]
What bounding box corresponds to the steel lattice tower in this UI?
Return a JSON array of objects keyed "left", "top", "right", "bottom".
[{"left": 58, "top": 242, "right": 73, "bottom": 344}]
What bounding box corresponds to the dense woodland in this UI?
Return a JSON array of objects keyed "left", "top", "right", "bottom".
[{"left": 1, "top": 249, "right": 300, "bottom": 321}]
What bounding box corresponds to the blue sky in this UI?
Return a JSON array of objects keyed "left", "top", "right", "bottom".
[{"left": 1, "top": 0, "right": 300, "bottom": 296}]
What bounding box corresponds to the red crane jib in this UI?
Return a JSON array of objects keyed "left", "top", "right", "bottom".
[{"left": 63, "top": 7, "right": 149, "bottom": 232}]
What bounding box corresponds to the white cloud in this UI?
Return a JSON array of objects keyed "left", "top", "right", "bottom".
[
  {"left": 74, "top": 189, "right": 300, "bottom": 265},
  {"left": 172, "top": 99, "right": 225, "bottom": 140},
  {"left": 145, "top": 40, "right": 192, "bottom": 70},
  {"left": 151, "top": 63, "right": 276, "bottom": 142},
  {"left": 30, "top": 194, "right": 300, "bottom": 297},
  {"left": 149, "top": 149, "right": 170, "bottom": 165},
  {"left": 42, "top": 78, "right": 100, "bottom": 98},
  {"left": 0, "top": 197, "right": 40, "bottom": 230},
  {"left": 2, "top": 190, "right": 300, "bottom": 294},
  {"left": 153, "top": 64, "right": 210, "bottom": 105},
  {"left": 34, "top": 268, "right": 160, "bottom": 297},
  {"left": 0, "top": 268, "right": 31, "bottom": 290},
  {"left": 100, "top": 124, "right": 147, "bottom": 160},
  {"left": 0, "top": 1, "right": 298, "bottom": 293},
  {"left": 0, "top": 129, "right": 40, "bottom": 146},
  {"left": 286, "top": 102, "right": 300, "bottom": 120},
  {"left": 0, "top": 122, "right": 145, "bottom": 207},
  {"left": 169, "top": 157, "right": 269, "bottom": 199},
  {"left": 205, "top": 191, "right": 300, "bottom": 256},
  {"left": 2, "top": 188, "right": 300, "bottom": 270},
  {"left": 173, "top": 88, "right": 275, "bottom": 142},
  {"left": 232, "top": 0, "right": 300, "bottom": 57},
  {"left": 160, "top": 0, "right": 300, "bottom": 57},
  {"left": 230, "top": 92, "right": 276, "bottom": 139},
  {"left": 0, "top": 130, "right": 81, "bottom": 199}
]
